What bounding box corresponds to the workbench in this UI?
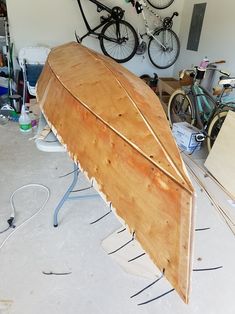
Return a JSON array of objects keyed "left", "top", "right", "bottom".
[{"left": 157, "top": 77, "right": 181, "bottom": 113}]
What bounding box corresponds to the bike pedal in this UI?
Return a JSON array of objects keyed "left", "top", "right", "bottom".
[{"left": 100, "top": 15, "right": 110, "bottom": 22}]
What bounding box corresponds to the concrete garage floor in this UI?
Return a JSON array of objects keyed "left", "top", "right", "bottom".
[{"left": 1, "top": 121, "right": 235, "bottom": 314}]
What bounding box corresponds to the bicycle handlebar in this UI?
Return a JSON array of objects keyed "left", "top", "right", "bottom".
[
  {"left": 209, "top": 60, "right": 226, "bottom": 65},
  {"left": 181, "top": 66, "right": 229, "bottom": 74},
  {"left": 179, "top": 67, "right": 230, "bottom": 81}
]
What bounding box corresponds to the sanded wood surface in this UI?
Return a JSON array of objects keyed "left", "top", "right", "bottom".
[{"left": 36, "top": 42, "right": 195, "bottom": 303}]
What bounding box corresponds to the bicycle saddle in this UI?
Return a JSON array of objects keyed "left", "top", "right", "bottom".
[{"left": 219, "top": 76, "right": 235, "bottom": 86}]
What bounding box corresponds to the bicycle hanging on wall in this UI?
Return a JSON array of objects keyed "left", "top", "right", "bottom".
[
  {"left": 128, "top": 0, "right": 180, "bottom": 69},
  {"left": 75, "top": 0, "right": 138, "bottom": 63},
  {"left": 145, "top": 0, "right": 175, "bottom": 9}
]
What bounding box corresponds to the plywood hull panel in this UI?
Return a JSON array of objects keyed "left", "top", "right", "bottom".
[{"left": 36, "top": 42, "right": 195, "bottom": 303}]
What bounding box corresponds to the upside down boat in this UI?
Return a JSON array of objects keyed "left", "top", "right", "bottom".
[{"left": 36, "top": 42, "right": 195, "bottom": 303}]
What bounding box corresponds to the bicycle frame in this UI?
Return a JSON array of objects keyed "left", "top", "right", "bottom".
[
  {"left": 169, "top": 65, "right": 235, "bottom": 148},
  {"left": 76, "top": 0, "right": 138, "bottom": 64},
  {"left": 138, "top": 0, "right": 175, "bottom": 50},
  {"left": 138, "top": 0, "right": 165, "bottom": 47},
  {"left": 186, "top": 81, "right": 230, "bottom": 131},
  {"left": 192, "top": 85, "right": 217, "bottom": 129},
  {"left": 76, "top": 0, "right": 116, "bottom": 42}
]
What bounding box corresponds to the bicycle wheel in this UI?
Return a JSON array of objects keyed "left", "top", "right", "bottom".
[
  {"left": 148, "top": 28, "right": 180, "bottom": 69},
  {"left": 207, "top": 110, "right": 231, "bottom": 151},
  {"left": 168, "top": 90, "right": 195, "bottom": 127},
  {"left": 100, "top": 20, "right": 138, "bottom": 63},
  {"left": 146, "top": 0, "right": 174, "bottom": 9}
]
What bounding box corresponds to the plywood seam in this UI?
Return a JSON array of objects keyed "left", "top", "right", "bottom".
[
  {"left": 84, "top": 47, "right": 193, "bottom": 191},
  {"left": 37, "top": 42, "right": 195, "bottom": 303},
  {"left": 46, "top": 58, "right": 193, "bottom": 196}
]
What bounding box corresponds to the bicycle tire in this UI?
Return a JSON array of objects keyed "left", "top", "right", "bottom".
[
  {"left": 100, "top": 20, "right": 138, "bottom": 63},
  {"left": 207, "top": 109, "right": 231, "bottom": 151},
  {"left": 148, "top": 28, "right": 180, "bottom": 69},
  {"left": 168, "top": 89, "right": 195, "bottom": 127},
  {"left": 146, "top": 0, "right": 174, "bottom": 9}
]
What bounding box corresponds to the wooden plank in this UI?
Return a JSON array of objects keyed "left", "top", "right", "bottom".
[
  {"left": 183, "top": 153, "right": 235, "bottom": 234},
  {"left": 205, "top": 111, "right": 235, "bottom": 199},
  {"left": 158, "top": 77, "right": 181, "bottom": 101},
  {"left": 36, "top": 42, "right": 195, "bottom": 303}
]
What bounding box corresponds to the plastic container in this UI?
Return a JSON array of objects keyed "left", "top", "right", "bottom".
[
  {"left": 196, "top": 57, "right": 210, "bottom": 81},
  {"left": 29, "top": 111, "right": 37, "bottom": 129},
  {"left": 19, "top": 105, "right": 32, "bottom": 133},
  {"left": 199, "top": 57, "right": 209, "bottom": 70}
]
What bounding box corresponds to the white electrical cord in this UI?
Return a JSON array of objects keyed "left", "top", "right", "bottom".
[{"left": 0, "top": 184, "right": 50, "bottom": 250}]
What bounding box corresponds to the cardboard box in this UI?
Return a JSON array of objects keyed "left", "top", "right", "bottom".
[{"left": 172, "top": 122, "right": 201, "bottom": 153}]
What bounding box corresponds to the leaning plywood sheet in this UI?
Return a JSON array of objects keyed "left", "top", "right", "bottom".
[
  {"left": 205, "top": 111, "right": 235, "bottom": 200},
  {"left": 183, "top": 153, "right": 235, "bottom": 234},
  {"left": 36, "top": 42, "right": 195, "bottom": 303}
]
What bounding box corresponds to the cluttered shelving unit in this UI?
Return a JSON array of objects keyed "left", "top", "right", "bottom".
[
  {"left": 0, "top": 1, "right": 10, "bottom": 96},
  {"left": 0, "top": 0, "right": 25, "bottom": 124}
]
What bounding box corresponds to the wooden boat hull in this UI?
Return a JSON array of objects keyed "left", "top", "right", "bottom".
[{"left": 36, "top": 42, "right": 195, "bottom": 303}]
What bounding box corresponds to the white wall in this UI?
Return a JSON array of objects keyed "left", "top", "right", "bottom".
[
  {"left": 6, "top": 0, "right": 184, "bottom": 76},
  {"left": 174, "top": 0, "right": 235, "bottom": 78}
]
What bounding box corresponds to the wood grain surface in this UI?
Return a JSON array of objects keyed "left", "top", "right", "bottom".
[{"left": 36, "top": 42, "right": 195, "bottom": 303}]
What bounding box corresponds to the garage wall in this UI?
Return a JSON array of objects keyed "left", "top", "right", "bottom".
[
  {"left": 174, "top": 0, "right": 235, "bottom": 79},
  {"left": 6, "top": 0, "right": 184, "bottom": 76}
]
